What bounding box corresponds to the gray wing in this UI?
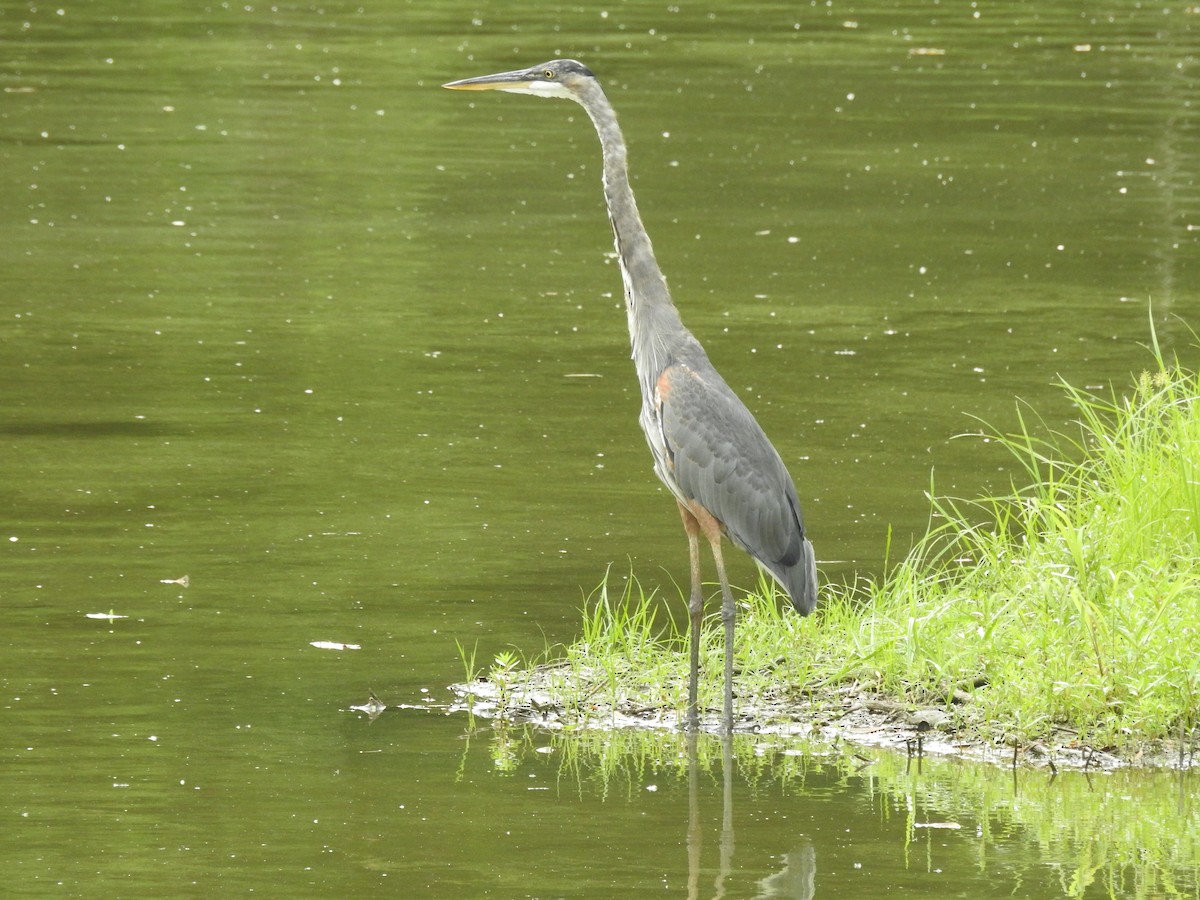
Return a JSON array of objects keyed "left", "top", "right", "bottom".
[{"left": 655, "top": 360, "right": 816, "bottom": 613}]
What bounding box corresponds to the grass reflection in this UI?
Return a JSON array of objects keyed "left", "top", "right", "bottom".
[{"left": 467, "top": 724, "right": 1199, "bottom": 898}]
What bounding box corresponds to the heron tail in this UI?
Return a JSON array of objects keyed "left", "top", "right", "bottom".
[
  {"left": 759, "top": 538, "right": 817, "bottom": 616},
  {"left": 790, "top": 538, "right": 818, "bottom": 616}
]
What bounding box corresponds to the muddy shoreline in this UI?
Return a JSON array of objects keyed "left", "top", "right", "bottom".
[{"left": 446, "top": 671, "right": 1198, "bottom": 772}]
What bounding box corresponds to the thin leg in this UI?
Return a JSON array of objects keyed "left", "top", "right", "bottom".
[
  {"left": 708, "top": 535, "right": 736, "bottom": 734},
  {"left": 678, "top": 503, "right": 704, "bottom": 732},
  {"left": 682, "top": 501, "right": 735, "bottom": 733}
]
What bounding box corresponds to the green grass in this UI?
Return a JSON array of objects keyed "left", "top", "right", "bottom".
[
  {"left": 826, "top": 346, "right": 1200, "bottom": 753},
  {"left": 487, "top": 340, "right": 1200, "bottom": 758}
]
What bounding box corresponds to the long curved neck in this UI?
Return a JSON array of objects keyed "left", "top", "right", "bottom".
[{"left": 575, "top": 80, "right": 688, "bottom": 385}]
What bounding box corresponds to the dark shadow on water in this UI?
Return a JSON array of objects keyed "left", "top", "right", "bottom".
[{"left": 0, "top": 420, "right": 184, "bottom": 438}]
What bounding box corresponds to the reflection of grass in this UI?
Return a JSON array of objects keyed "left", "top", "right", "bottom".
[
  {"left": 475, "top": 725, "right": 1200, "bottom": 898},
  {"left": 490, "top": 336, "right": 1200, "bottom": 760},
  {"left": 858, "top": 746, "right": 1200, "bottom": 898},
  {"left": 546, "top": 728, "right": 838, "bottom": 802}
]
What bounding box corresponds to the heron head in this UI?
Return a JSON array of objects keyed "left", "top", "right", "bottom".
[{"left": 442, "top": 59, "right": 595, "bottom": 101}]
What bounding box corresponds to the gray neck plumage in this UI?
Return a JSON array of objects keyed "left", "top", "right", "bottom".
[{"left": 576, "top": 80, "right": 691, "bottom": 390}]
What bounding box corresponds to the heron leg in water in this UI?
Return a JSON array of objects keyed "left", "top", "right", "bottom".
[{"left": 678, "top": 502, "right": 736, "bottom": 734}]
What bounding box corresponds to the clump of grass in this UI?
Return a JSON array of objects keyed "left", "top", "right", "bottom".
[
  {"left": 766, "top": 340, "right": 1200, "bottom": 753},
  {"left": 521, "top": 339, "right": 1200, "bottom": 758},
  {"left": 542, "top": 571, "right": 699, "bottom": 725}
]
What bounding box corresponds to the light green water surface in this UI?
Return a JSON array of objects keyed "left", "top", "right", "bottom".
[{"left": 2, "top": 2, "right": 1197, "bottom": 896}]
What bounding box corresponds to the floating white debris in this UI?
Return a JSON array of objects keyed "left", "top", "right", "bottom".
[
  {"left": 310, "top": 640, "right": 361, "bottom": 651},
  {"left": 160, "top": 575, "right": 189, "bottom": 587},
  {"left": 914, "top": 822, "right": 962, "bottom": 829},
  {"left": 350, "top": 690, "right": 387, "bottom": 720},
  {"left": 86, "top": 612, "right": 127, "bottom": 620}
]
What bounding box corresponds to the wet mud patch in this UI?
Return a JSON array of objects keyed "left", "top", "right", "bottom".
[{"left": 444, "top": 665, "right": 1198, "bottom": 772}]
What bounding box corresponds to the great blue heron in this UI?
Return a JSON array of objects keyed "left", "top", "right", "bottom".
[{"left": 444, "top": 59, "right": 816, "bottom": 733}]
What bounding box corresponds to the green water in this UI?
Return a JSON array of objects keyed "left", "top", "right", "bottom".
[{"left": 2, "top": 1, "right": 1197, "bottom": 895}]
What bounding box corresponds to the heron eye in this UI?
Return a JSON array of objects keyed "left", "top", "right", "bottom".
[{"left": 543, "top": 69, "right": 555, "bottom": 79}]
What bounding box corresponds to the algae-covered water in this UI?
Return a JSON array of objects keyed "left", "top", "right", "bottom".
[{"left": 3, "top": 1, "right": 1198, "bottom": 895}]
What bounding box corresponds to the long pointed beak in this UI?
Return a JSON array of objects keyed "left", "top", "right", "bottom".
[{"left": 442, "top": 68, "right": 533, "bottom": 92}]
